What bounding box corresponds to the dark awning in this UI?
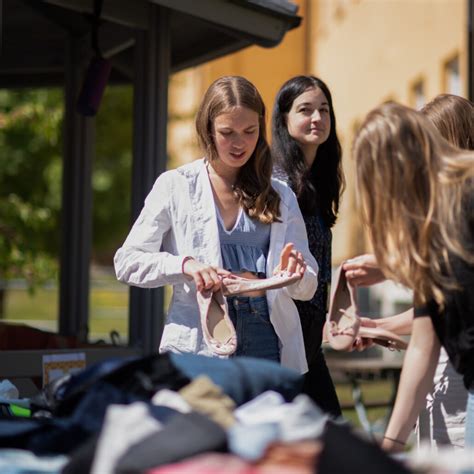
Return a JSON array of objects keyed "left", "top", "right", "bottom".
[{"left": 0, "top": 0, "right": 301, "bottom": 88}]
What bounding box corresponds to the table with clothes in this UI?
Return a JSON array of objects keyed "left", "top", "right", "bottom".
[{"left": 0, "top": 352, "right": 462, "bottom": 474}]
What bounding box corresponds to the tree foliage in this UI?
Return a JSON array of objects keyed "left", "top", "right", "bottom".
[
  {"left": 93, "top": 85, "right": 132, "bottom": 262},
  {"left": 0, "top": 89, "right": 62, "bottom": 287},
  {"left": 0, "top": 85, "right": 134, "bottom": 291}
]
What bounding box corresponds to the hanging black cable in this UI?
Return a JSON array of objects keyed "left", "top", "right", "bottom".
[
  {"left": 0, "top": 0, "right": 3, "bottom": 57},
  {"left": 76, "top": 0, "right": 111, "bottom": 116},
  {"left": 91, "top": 0, "right": 104, "bottom": 57}
]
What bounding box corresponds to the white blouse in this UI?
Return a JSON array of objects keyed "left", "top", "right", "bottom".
[{"left": 114, "top": 158, "right": 318, "bottom": 373}]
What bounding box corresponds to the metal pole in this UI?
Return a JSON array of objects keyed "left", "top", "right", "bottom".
[
  {"left": 0, "top": 0, "right": 3, "bottom": 57},
  {"left": 129, "top": 4, "right": 170, "bottom": 353},
  {"left": 59, "top": 35, "right": 94, "bottom": 340}
]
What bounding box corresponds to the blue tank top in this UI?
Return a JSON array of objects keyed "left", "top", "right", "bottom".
[{"left": 216, "top": 207, "right": 271, "bottom": 277}]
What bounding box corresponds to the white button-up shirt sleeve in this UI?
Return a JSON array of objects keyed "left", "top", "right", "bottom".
[
  {"left": 283, "top": 187, "right": 318, "bottom": 301},
  {"left": 114, "top": 171, "right": 187, "bottom": 288}
]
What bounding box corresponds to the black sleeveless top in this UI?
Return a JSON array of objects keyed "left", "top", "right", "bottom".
[{"left": 414, "top": 195, "right": 474, "bottom": 389}]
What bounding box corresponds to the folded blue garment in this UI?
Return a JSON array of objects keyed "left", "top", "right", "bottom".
[{"left": 170, "top": 353, "right": 304, "bottom": 406}]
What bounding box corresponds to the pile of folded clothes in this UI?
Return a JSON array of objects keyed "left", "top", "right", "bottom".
[{"left": 0, "top": 353, "right": 412, "bottom": 474}]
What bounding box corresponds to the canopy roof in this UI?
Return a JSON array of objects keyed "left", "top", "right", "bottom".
[{"left": 1, "top": 0, "right": 301, "bottom": 88}]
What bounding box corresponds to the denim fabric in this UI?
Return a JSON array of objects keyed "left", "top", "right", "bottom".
[
  {"left": 169, "top": 353, "right": 304, "bottom": 406},
  {"left": 227, "top": 295, "right": 280, "bottom": 363}
]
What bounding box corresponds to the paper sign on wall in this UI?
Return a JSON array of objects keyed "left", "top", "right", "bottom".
[{"left": 42, "top": 352, "right": 86, "bottom": 386}]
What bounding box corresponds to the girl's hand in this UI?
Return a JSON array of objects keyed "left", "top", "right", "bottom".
[
  {"left": 274, "top": 243, "right": 306, "bottom": 278},
  {"left": 343, "top": 254, "right": 385, "bottom": 287},
  {"left": 182, "top": 258, "right": 230, "bottom": 292}
]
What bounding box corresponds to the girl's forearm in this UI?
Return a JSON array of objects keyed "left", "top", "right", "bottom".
[
  {"left": 377, "top": 308, "right": 414, "bottom": 335},
  {"left": 383, "top": 317, "right": 440, "bottom": 449}
]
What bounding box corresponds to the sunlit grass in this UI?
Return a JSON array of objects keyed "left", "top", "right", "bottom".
[
  {"left": 4, "top": 282, "right": 129, "bottom": 341},
  {"left": 3, "top": 277, "right": 174, "bottom": 343},
  {"left": 335, "top": 379, "right": 393, "bottom": 430}
]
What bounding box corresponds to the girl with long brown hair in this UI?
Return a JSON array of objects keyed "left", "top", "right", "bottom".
[
  {"left": 114, "top": 76, "right": 318, "bottom": 371},
  {"left": 345, "top": 94, "right": 474, "bottom": 449},
  {"left": 352, "top": 101, "right": 474, "bottom": 452}
]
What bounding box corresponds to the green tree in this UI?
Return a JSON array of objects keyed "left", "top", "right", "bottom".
[
  {"left": 0, "top": 85, "right": 134, "bottom": 318},
  {"left": 0, "top": 89, "right": 63, "bottom": 316},
  {"left": 93, "top": 85, "right": 132, "bottom": 263}
]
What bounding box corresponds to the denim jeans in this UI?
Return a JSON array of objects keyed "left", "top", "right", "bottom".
[{"left": 226, "top": 295, "right": 280, "bottom": 363}]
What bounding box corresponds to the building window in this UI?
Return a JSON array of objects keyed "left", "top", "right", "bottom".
[
  {"left": 411, "top": 80, "right": 425, "bottom": 110},
  {"left": 444, "top": 56, "right": 461, "bottom": 95}
]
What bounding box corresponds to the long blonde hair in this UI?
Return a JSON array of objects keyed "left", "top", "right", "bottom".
[
  {"left": 421, "top": 94, "right": 474, "bottom": 150},
  {"left": 353, "top": 102, "right": 474, "bottom": 306},
  {"left": 195, "top": 76, "right": 280, "bottom": 224}
]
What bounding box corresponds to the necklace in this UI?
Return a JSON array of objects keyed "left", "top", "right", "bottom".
[{"left": 206, "top": 161, "right": 237, "bottom": 192}]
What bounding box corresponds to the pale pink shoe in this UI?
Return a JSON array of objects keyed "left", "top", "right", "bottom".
[
  {"left": 198, "top": 271, "right": 301, "bottom": 355},
  {"left": 325, "top": 265, "right": 361, "bottom": 351},
  {"left": 324, "top": 265, "right": 407, "bottom": 351},
  {"left": 197, "top": 288, "right": 237, "bottom": 356},
  {"left": 221, "top": 271, "right": 301, "bottom": 296}
]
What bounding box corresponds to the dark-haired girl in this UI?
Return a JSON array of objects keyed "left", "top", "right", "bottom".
[{"left": 272, "top": 76, "right": 344, "bottom": 416}]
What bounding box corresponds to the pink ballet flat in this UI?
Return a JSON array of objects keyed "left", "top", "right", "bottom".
[
  {"left": 221, "top": 271, "right": 301, "bottom": 296},
  {"left": 198, "top": 271, "right": 301, "bottom": 355},
  {"left": 324, "top": 265, "right": 407, "bottom": 351},
  {"left": 197, "top": 288, "right": 237, "bottom": 356},
  {"left": 325, "top": 266, "right": 361, "bottom": 351}
]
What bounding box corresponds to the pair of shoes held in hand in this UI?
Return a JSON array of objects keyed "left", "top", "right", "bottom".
[
  {"left": 198, "top": 272, "right": 301, "bottom": 356},
  {"left": 324, "top": 266, "right": 407, "bottom": 351},
  {"left": 198, "top": 264, "right": 407, "bottom": 357}
]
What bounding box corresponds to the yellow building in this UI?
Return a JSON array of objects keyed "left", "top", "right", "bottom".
[
  {"left": 311, "top": 0, "right": 468, "bottom": 263},
  {"left": 168, "top": 0, "right": 469, "bottom": 264}
]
